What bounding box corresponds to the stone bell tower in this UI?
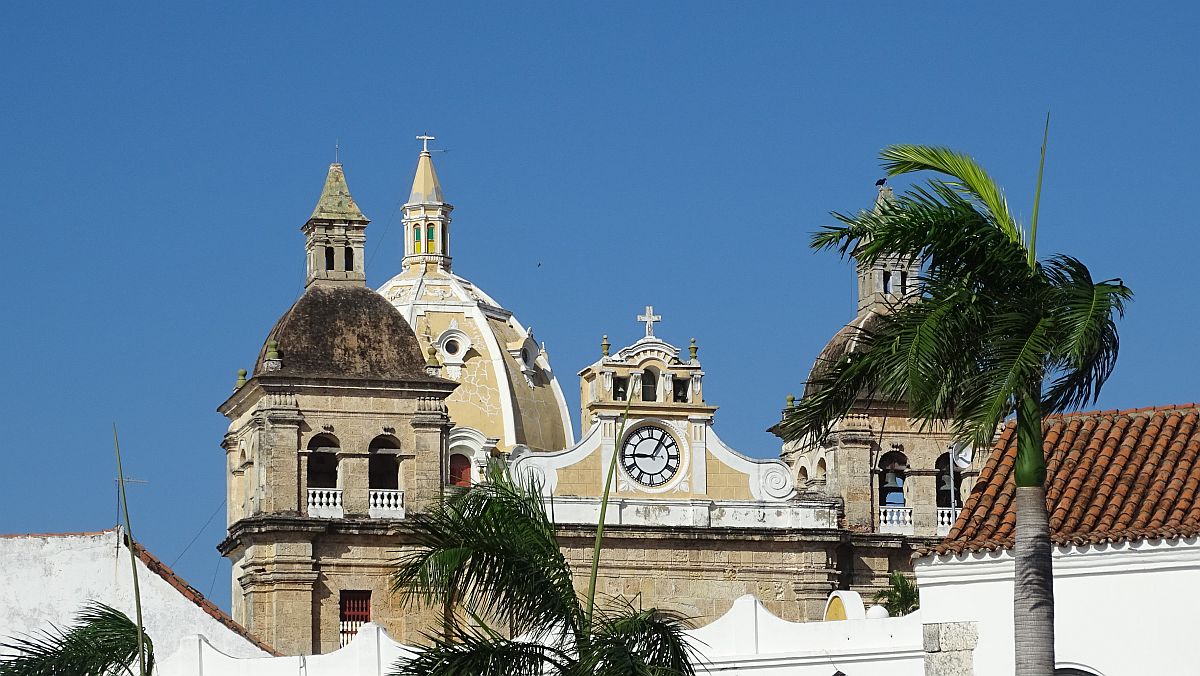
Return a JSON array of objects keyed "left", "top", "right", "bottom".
[{"left": 217, "top": 162, "right": 456, "bottom": 655}]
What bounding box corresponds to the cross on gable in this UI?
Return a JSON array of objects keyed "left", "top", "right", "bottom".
[
  {"left": 637, "top": 305, "right": 661, "bottom": 337},
  {"left": 416, "top": 133, "right": 435, "bottom": 153}
]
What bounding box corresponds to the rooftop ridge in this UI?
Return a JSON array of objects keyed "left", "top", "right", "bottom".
[{"left": 125, "top": 534, "right": 279, "bottom": 656}]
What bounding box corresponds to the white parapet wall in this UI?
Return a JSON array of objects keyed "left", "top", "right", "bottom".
[
  {"left": 916, "top": 536, "right": 1200, "bottom": 676},
  {"left": 157, "top": 594, "right": 977, "bottom": 676},
  {"left": 0, "top": 530, "right": 270, "bottom": 661}
]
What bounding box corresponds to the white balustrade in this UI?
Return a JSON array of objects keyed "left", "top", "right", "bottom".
[
  {"left": 936, "top": 507, "right": 962, "bottom": 536},
  {"left": 878, "top": 506, "right": 914, "bottom": 535},
  {"left": 368, "top": 489, "right": 405, "bottom": 519},
  {"left": 307, "top": 488, "right": 344, "bottom": 518}
]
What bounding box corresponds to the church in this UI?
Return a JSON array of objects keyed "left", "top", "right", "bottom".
[{"left": 215, "top": 137, "right": 983, "bottom": 654}]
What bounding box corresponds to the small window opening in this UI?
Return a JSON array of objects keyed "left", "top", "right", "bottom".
[
  {"left": 449, "top": 453, "right": 472, "bottom": 488},
  {"left": 344, "top": 246, "right": 354, "bottom": 272},
  {"left": 815, "top": 458, "right": 827, "bottom": 482},
  {"left": 935, "top": 453, "right": 963, "bottom": 508},
  {"left": 307, "top": 452, "right": 338, "bottom": 489},
  {"left": 520, "top": 347, "right": 531, "bottom": 366},
  {"left": 797, "top": 466, "right": 809, "bottom": 483},
  {"left": 427, "top": 224, "right": 436, "bottom": 253},
  {"left": 878, "top": 451, "right": 909, "bottom": 506},
  {"left": 641, "top": 368, "right": 658, "bottom": 402},
  {"left": 324, "top": 246, "right": 336, "bottom": 271},
  {"left": 413, "top": 225, "right": 422, "bottom": 254},
  {"left": 899, "top": 270, "right": 907, "bottom": 295},
  {"left": 369, "top": 454, "right": 400, "bottom": 490},
  {"left": 613, "top": 376, "right": 629, "bottom": 401},
  {"left": 882, "top": 270, "right": 892, "bottom": 294},
  {"left": 339, "top": 590, "right": 371, "bottom": 647},
  {"left": 444, "top": 339, "right": 460, "bottom": 356},
  {"left": 672, "top": 377, "right": 690, "bottom": 403}
]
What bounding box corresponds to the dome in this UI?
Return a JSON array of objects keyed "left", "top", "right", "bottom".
[
  {"left": 379, "top": 268, "right": 573, "bottom": 453},
  {"left": 804, "top": 310, "right": 884, "bottom": 399},
  {"left": 254, "top": 284, "right": 432, "bottom": 381}
]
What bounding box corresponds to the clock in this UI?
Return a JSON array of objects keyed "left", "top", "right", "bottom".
[{"left": 620, "top": 425, "right": 681, "bottom": 487}]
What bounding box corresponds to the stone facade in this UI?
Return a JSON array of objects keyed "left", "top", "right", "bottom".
[{"left": 218, "top": 162, "right": 457, "bottom": 654}]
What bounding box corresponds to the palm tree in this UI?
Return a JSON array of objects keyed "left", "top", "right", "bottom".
[
  {"left": 0, "top": 602, "right": 154, "bottom": 676},
  {"left": 389, "top": 462, "right": 699, "bottom": 676},
  {"left": 778, "top": 141, "right": 1131, "bottom": 675},
  {"left": 872, "top": 572, "right": 919, "bottom": 617}
]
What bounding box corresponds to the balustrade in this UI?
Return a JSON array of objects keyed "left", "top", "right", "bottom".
[
  {"left": 307, "top": 488, "right": 343, "bottom": 518},
  {"left": 878, "top": 506, "right": 914, "bottom": 535},
  {"left": 936, "top": 507, "right": 962, "bottom": 536},
  {"left": 368, "top": 489, "right": 405, "bottom": 518}
]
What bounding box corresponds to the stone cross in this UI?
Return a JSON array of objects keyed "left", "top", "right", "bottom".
[
  {"left": 637, "top": 305, "right": 661, "bottom": 337},
  {"left": 417, "top": 133, "right": 435, "bottom": 152}
]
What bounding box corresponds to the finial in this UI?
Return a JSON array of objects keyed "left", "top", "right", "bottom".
[
  {"left": 688, "top": 337, "right": 698, "bottom": 361},
  {"left": 601, "top": 335, "right": 610, "bottom": 357},
  {"left": 637, "top": 305, "right": 662, "bottom": 337},
  {"left": 335, "top": 139, "right": 340, "bottom": 164},
  {"left": 417, "top": 133, "right": 436, "bottom": 154},
  {"left": 235, "top": 368, "right": 247, "bottom": 390},
  {"left": 265, "top": 340, "right": 279, "bottom": 361},
  {"left": 786, "top": 393, "right": 796, "bottom": 408},
  {"left": 426, "top": 344, "right": 439, "bottom": 366}
]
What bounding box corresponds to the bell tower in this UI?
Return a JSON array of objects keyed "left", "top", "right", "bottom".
[
  {"left": 401, "top": 135, "right": 454, "bottom": 274},
  {"left": 856, "top": 183, "right": 919, "bottom": 313},
  {"left": 304, "top": 163, "right": 369, "bottom": 288}
]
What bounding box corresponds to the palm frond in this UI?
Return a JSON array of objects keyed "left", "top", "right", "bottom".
[
  {"left": 583, "top": 604, "right": 700, "bottom": 676},
  {"left": 872, "top": 572, "right": 920, "bottom": 617},
  {"left": 1040, "top": 255, "right": 1132, "bottom": 412},
  {"left": 879, "top": 144, "right": 1024, "bottom": 248},
  {"left": 389, "top": 624, "right": 568, "bottom": 676},
  {"left": 391, "top": 460, "right": 584, "bottom": 640},
  {"left": 0, "top": 602, "right": 153, "bottom": 676}
]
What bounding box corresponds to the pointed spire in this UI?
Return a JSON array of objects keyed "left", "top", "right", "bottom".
[
  {"left": 408, "top": 146, "right": 444, "bottom": 205},
  {"left": 310, "top": 163, "right": 367, "bottom": 222}
]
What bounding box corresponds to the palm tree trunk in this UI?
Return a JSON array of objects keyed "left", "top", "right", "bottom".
[{"left": 1014, "top": 393, "right": 1054, "bottom": 675}]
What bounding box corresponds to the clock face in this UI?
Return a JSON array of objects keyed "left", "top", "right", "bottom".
[{"left": 620, "top": 425, "right": 681, "bottom": 487}]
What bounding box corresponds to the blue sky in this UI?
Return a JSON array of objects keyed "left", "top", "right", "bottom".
[{"left": 1, "top": 3, "right": 1196, "bottom": 610}]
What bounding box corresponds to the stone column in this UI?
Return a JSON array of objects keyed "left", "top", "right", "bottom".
[
  {"left": 408, "top": 398, "right": 451, "bottom": 513},
  {"left": 341, "top": 453, "right": 370, "bottom": 516},
  {"left": 830, "top": 415, "right": 875, "bottom": 529},
  {"left": 261, "top": 407, "right": 303, "bottom": 514},
  {"left": 909, "top": 470, "right": 940, "bottom": 535}
]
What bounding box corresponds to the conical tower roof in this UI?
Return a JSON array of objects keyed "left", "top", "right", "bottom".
[
  {"left": 310, "top": 163, "right": 368, "bottom": 221},
  {"left": 408, "top": 151, "right": 444, "bottom": 204}
]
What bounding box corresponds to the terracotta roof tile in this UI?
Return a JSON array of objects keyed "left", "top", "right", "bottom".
[
  {"left": 921, "top": 403, "right": 1200, "bottom": 556},
  {"left": 125, "top": 535, "right": 279, "bottom": 656}
]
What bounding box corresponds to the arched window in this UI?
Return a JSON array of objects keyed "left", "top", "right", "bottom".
[
  {"left": 449, "top": 453, "right": 472, "bottom": 488},
  {"left": 878, "top": 451, "right": 908, "bottom": 506},
  {"left": 344, "top": 246, "right": 354, "bottom": 273},
  {"left": 935, "top": 453, "right": 963, "bottom": 508},
  {"left": 797, "top": 465, "right": 809, "bottom": 484},
  {"left": 368, "top": 436, "right": 401, "bottom": 490},
  {"left": 413, "top": 225, "right": 422, "bottom": 254},
  {"left": 815, "top": 458, "right": 827, "bottom": 482},
  {"left": 427, "top": 224, "right": 436, "bottom": 254},
  {"left": 641, "top": 368, "right": 658, "bottom": 402},
  {"left": 306, "top": 433, "right": 339, "bottom": 489},
  {"left": 324, "top": 246, "right": 336, "bottom": 271}
]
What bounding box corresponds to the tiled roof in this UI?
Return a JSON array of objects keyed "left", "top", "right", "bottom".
[
  {"left": 923, "top": 403, "right": 1200, "bottom": 556},
  {"left": 125, "top": 534, "right": 279, "bottom": 656}
]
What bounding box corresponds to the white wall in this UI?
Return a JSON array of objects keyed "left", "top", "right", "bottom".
[
  {"left": 157, "top": 595, "right": 931, "bottom": 676},
  {"left": 917, "top": 537, "right": 1200, "bottom": 676},
  {"left": 0, "top": 531, "right": 268, "bottom": 661}
]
